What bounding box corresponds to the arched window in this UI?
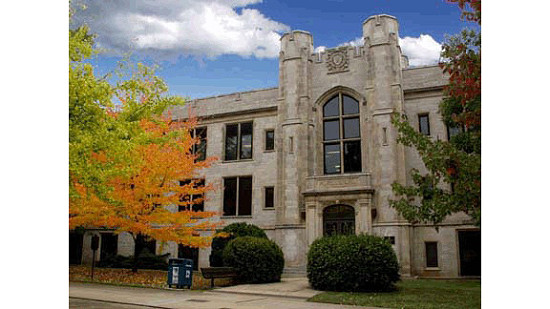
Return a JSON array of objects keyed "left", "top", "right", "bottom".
[
  {"left": 322, "top": 93, "right": 361, "bottom": 174},
  {"left": 323, "top": 205, "right": 355, "bottom": 236}
]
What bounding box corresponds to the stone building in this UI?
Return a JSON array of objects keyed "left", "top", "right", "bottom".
[{"left": 70, "top": 15, "right": 480, "bottom": 278}]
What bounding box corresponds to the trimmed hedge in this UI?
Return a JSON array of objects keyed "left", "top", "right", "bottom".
[
  {"left": 97, "top": 252, "right": 169, "bottom": 270},
  {"left": 307, "top": 234, "right": 400, "bottom": 292},
  {"left": 222, "top": 236, "right": 284, "bottom": 283},
  {"left": 210, "top": 222, "right": 268, "bottom": 267}
]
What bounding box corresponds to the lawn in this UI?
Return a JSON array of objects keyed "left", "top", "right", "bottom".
[{"left": 308, "top": 279, "right": 481, "bottom": 309}]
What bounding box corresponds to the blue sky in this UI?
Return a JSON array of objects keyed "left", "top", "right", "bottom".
[{"left": 72, "top": 0, "right": 473, "bottom": 99}]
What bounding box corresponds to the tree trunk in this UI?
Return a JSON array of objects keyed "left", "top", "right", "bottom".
[{"left": 132, "top": 233, "right": 145, "bottom": 273}]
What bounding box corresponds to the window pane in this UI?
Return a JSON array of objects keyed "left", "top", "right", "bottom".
[
  {"left": 426, "top": 242, "right": 438, "bottom": 267},
  {"left": 323, "top": 96, "right": 339, "bottom": 117},
  {"left": 178, "top": 245, "right": 199, "bottom": 270},
  {"left": 145, "top": 239, "right": 156, "bottom": 255},
  {"left": 238, "top": 177, "right": 252, "bottom": 216},
  {"left": 343, "top": 118, "right": 360, "bottom": 138},
  {"left": 240, "top": 122, "right": 253, "bottom": 159},
  {"left": 195, "top": 127, "right": 207, "bottom": 161},
  {"left": 323, "top": 120, "right": 340, "bottom": 141},
  {"left": 192, "top": 179, "right": 205, "bottom": 212},
  {"left": 223, "top": 178, "right": 237, "bottom": 216},
  {"left": 447, "top": 125, "right": 461, "bottom": 140},
  {"left": 225, "top": 124, "right": 238, "bottom": 160},
  {"left": 265, "top": 130, "right": 274, "bottom": 151},
  {"left": 100, "top": 233, "right": 118, "bottom": 260},
  {"left": 265, "top": 187, "right": 274, "bottom": 208},
  {"left": 342, "top": 95, "right": 359, "bottom": 115},
  {"left": 419, "top": 114, "right": 430, "bottom": 136},
  {"left": 324, "top": 143, "right": 341, "bottom": 174},
  {"left": 344, "top": 141, "right": 362, "bottom": 173}
]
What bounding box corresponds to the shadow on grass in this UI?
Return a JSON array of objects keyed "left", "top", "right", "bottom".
[{"left": 308, "top": 279, "right": 481, "bottom": 309}]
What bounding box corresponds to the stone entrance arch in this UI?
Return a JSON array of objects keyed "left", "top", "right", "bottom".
[{"left": 323, "top": 204, "right": 355, "bottom": 236}]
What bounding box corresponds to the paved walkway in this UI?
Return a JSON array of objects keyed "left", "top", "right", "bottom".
[
  {"left": 69, "top": 280, "right": 385, "bottom": 309},
  {"left": 214, "top": 277, "right": 321, "bottom": 299}
]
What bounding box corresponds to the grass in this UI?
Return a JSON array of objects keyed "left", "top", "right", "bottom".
[{"left": 308, "top": 279, "right": 481, "bottom": 309}]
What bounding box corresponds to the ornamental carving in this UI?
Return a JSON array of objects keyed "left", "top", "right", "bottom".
[{"left": 326, "top": 48, "right": 349, "bottom": 74}]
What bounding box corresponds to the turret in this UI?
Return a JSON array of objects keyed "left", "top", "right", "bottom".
[
  {"left": 363, "top": 14, "right": 411, "bottom": 276},
  {"left": 274, "top": 30, "right": 313, "bottom": 268}
]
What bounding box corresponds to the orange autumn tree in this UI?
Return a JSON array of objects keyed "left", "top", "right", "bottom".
[{"left": 70, "top": 115, "right": 220, "bottom": 272}]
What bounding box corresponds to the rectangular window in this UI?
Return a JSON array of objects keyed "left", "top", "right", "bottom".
[
  {"left": 178, "top": 244, "right": 199, "bottom": 270},
  {"left": 265, "top": 187, "right": 274, "bottom": 208},
  {"left": 425, "top": 242, "right": 438, "bottom": 267},
  {"left": 178, "top": 179, "right": 205, "bottom": 212},
  {"left": 191, "top": 127, "right": 207, "bottom": 162},
  {"left": 418, "top": 114, "right": 430, "bottom": 136},
  {"left": 447, "top": 125, "right": 462, "bottom": 141},
  {"left": 100, "top": 233, "right": 118, "bottom": 261},
  {"left": 223, "top": 176, "right": 252, "bottom": 216},
  {"left": 265, "top": 130, "right": 274, "bottom": 151},
  {"left": 225, "top": 122, "right": 253, "bottom": 161},
  {"left": 145, "top": 239, "right": 156, "bottom": 255}
]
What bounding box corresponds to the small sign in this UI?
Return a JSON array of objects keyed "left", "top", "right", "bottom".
[{"left": 185, "top": 270, "right": 191, "bottom": 279}]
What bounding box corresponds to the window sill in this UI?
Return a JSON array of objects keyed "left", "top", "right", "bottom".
[
  {"left": 424, "top": 267, "right": 441, "bottom": 271},
  {"left": 263, "top": 207, "right": 275, "bottom": 210},
  {"left": 222, "top": 159, "right": 254, "bottom": 163},
  {"left": 264, "top": 149, "right": 275, "bottom": 153},
  {"left": 221, "top": 215, "right": 253, "bottom": 219}
]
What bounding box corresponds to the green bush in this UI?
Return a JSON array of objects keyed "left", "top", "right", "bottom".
[
  {"left": 307, "top": 234, "right": 400, "bottom": 292},
  {"left": 209, "top": 222, "right": 268, "bottom": 267},
  {"left": 222, "top": 236, "right": 284, "bottom": 283},
  {"left": 97, "top": 252, "right": 170, "bottom": 270}
]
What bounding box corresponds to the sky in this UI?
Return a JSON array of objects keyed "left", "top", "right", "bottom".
[{"left": 71, "top": 0, "right": 472, "bottom": 99}]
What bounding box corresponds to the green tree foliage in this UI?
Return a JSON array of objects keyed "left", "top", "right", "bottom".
[
  {"left": 69, "top": 12, "right": 184, "bottom": 200},
  {"left": 307, "top": 235, "right": 400, "bottom": 292},
  {"left": 390, "top": 1, "right": 481, "bottom": 226}
]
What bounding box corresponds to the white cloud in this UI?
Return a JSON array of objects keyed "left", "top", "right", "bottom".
[
  {"left": 399, "top": 34, "right": 442, "bottom": 66},
  {"left": 314, "top": 34, "right": 442, "bottom": 67},
  {"left": 71, "top": 0, "right": 290, "bottom": 59}
]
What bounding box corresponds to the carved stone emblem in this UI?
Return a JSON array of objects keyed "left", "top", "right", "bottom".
[{"left": 326, "top": 48, "right": 349, "bottom": 73}]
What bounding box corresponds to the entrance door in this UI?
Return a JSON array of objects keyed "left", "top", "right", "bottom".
[
  {"left": 458, "top": 230, "right": 481, "bottom": 276},
  {"left": 323, "top": 205, "right": 355, "bottom": 236}
]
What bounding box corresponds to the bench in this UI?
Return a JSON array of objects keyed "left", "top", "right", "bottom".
[{"left": 200, "top": 267, "right": 238, "bottom": 288}]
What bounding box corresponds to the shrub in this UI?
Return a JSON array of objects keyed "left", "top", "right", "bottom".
[
  {"left": 222, "top": 236, "right": 284, "bottom": 283},
  {"left": 307, "top": 234, "right": 400, "bottom": 292},
  {"left": 97, "top": 252, "right": 169, "bottom": 270},
  {"left": 210, "top": 222, "right": 268, "bottom": 266}
]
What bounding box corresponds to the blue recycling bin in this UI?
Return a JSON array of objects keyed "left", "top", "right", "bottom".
[{"left": 167, "top": 258, "right": 193, "bottom": 289}]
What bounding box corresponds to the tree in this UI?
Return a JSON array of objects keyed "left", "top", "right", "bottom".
[
  {"left": 390, "top": 0, "right": 481, "bottom": 226},
  {"left": 69, "top": 11, "right": 184, "bottom": 201},
  {"left": 70, "top": 116, "right": 220, "bottom": 272},
  {"left": 69, "top": 6, "right": 220, "bottom": 271}
]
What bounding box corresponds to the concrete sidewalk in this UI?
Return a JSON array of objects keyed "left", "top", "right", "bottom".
[
  {"left": 213, "top": 277, "right": 321, "bottom": 299},
  {"left": 69, "top": 281, "right": 384, "bottom": 309}
]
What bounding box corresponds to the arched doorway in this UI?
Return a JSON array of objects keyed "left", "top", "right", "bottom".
[{"left": 323, "top": 205, "right": 355, "bottom": 236}]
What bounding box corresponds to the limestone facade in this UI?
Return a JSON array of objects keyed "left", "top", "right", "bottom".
[{"left": 73, "top": 15, "right": 480, "bottom": 278}]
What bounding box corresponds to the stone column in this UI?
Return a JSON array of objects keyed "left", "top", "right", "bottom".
[
  {"left": 275, "top": 30, "right": 314, "bottom": 268},
  {"left": 306, "top": 201, "right": 317, "bottom": 245},
  {"left": 363, "top": 14, "right": 411, "bottom": 276}
]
